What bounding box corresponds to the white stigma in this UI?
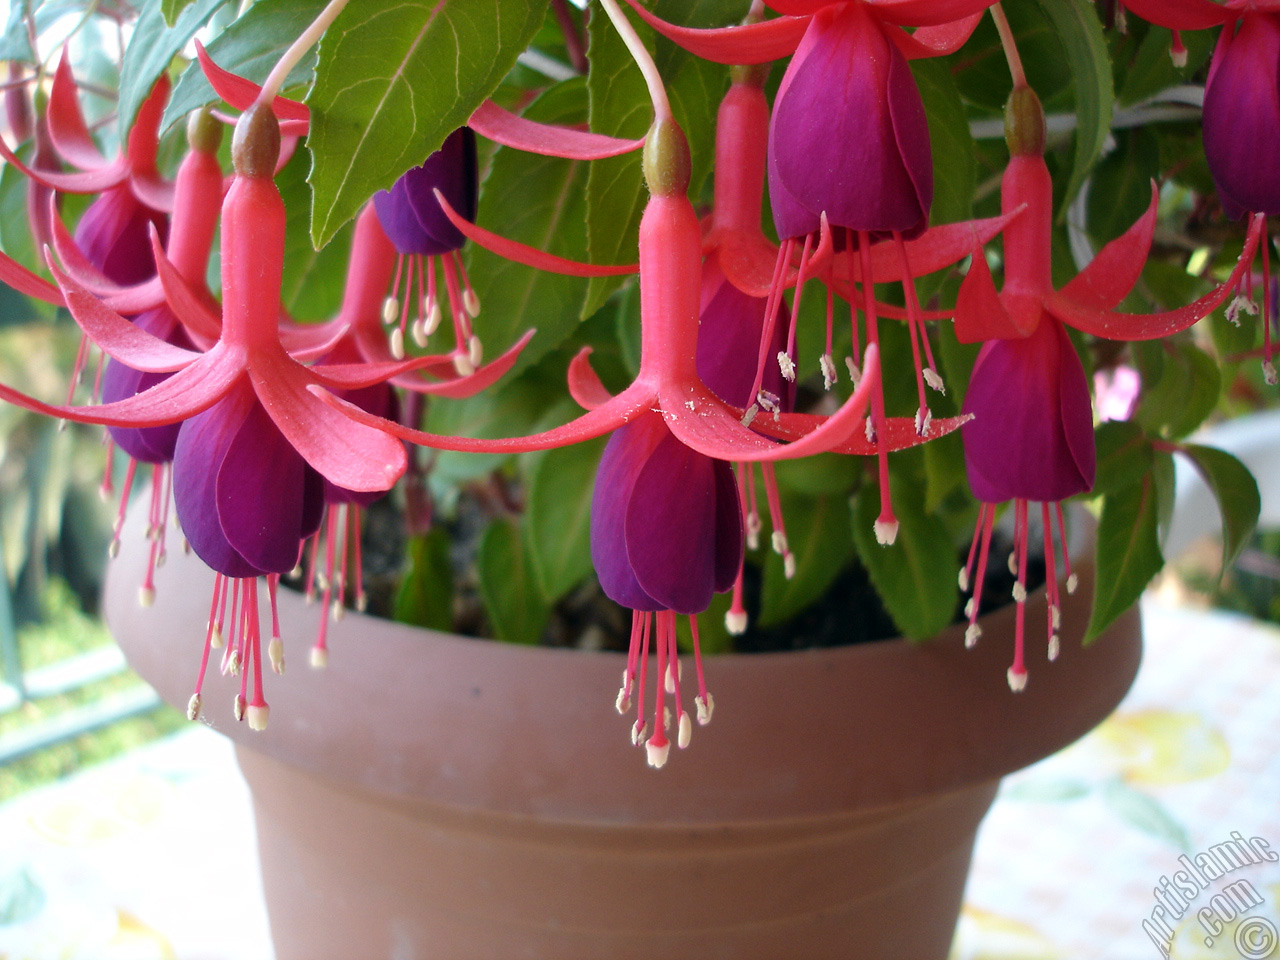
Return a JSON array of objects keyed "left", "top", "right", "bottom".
[
  {"left": 923, "top": 367, "right": 945, "bottom": 394},
  {"left": 958, "top": 568, "right": 970, "bottom": 592},
  {"left": 1012, "top": 581, "right": 1028, "bottom": 603},
  {"left": 1047, "top": 635, "right": 1061, "bottom": 661},
  {"left": 964, "top": 624, "right": 981, "bottom": 648},
  {"left": 820, "top": 353, "right": 837, "bottom": 390},
  {"left": 464, "top": 289, "right": 481, "bottom": 318},
  {"left": 665, "top": 669, "right": 675, "bottom": 695},
  {"left": 725, "top": 610, "right": 747, "bottom": 635},
  {"left": 874, "top": 519, "right": 899, "bottom": 546},
  {"left": 777, "top": 351, "right": 796, "bottom": 382},
  {"left": 746, "top": 512, "right": 762, "bottom": 550},
  {"left": 310, "top": 646, "right": 328, "bottom": 670},
  {"left": 1171, "top": 47, "right": 1187, "bottom": 68},
  {"left": 247, "top": 704, "right": 270, "bottom": 731},
  {"left": 646, "top": 738, "right": 670, "bottom": 769},
  {"left": 845, "top": 357, "right": 862, "bottom": 386},
  {"left": 677, "top": 713, "right": 692, "bottom": 749},
  {"left": 138, "top": 586, "right": 155, "bottom": 608},
  {"left": 268, "top": 637, "right": 285, "bottom": 675},
  {"left": 389, "top": 327, "right": 405, "bottom": 360},
  {"left": 210, "top": 625, "right": 224, "bottom": 649},
  {"left": 1007, "top": 668, "right": 1027, "bottom": 692},
  {"left": 1051, "top": 604, "right": 1062, "bottom": 631},
  {"left": 1066, "top": 573, "right": 1079, "bottom": 595},
  {"left": 233, "top": 694, "right": 246, "bottom": 722},
  {"left": 186, "top": 693, "right": 202, "bottom": 722},
  {"left": 695, "top": 693, "right": 714, "bottom": 725},
  {"left": 1225, "top": 295, "right": 1258, "bottom": 325},
  {"left": 382, "top": 296, "right": 399, "bottom": 326}
]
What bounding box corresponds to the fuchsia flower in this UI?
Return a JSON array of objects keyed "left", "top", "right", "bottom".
[
  {"left": 1120, "top": 0, "right": 1280, "bottom": 377},
  {"left": 954, "top": 86, "right": 1263, "bottom": 691}
]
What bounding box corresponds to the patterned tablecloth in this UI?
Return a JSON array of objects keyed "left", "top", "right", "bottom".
[{"left": 1, "top": 596, "right": 1278, "bottom": 960}]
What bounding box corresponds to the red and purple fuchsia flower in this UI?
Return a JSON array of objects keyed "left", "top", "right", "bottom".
[
  {"left": 1121, "top": 0, "right": 1280, "bottom": 378},
  {"left": 953, "top": 78, "right": 1260, "bottom": 691}
]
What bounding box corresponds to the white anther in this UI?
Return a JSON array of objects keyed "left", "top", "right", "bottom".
[
  {"left": 453, "top": 350, "right": 476, "bottom": 377},
  {"left": 741, "top": 403, "right": 759, "bottom": 427},
  {"left": 138, "top": 586, "right": 155, "bottom": 608},
  {"left": 382, "top": 296, "right": 399, "bottom": 325},
  {"left": 356, "top": 592, "right": 368, "bottom": 613},
  {"left": 874, "top": 519, "right": 899, "bottom": 546},
  {"left": 746, "top": 513, "right": 762, "bottom": 550},
  {"left": 1226, "top": 295, "right": 1258, "bottom": 325},
  {"left": 1047, "top": 635, "right": 1061, "bottom": 661},
  {"left": 958, "top": 568, "right": 970, "bottom": 592},
  {"left": 923, "top": 367, "right": 945, "bottom": 394},
  {"left": 964, "top": 598, "right": 976, "bottom": 619},
  {"left": 464, "top": 288, "right": 481, "bottom": 318},
  {"left": 845, "top": 357, "right": 862, "bottom": 385},
  {"left": 1265, "top": 360, "right": 1278, "bottom": 386},
  {"left": 1066, "top": 573, "right": 1079, "bottom": 595},
  {"left": 677, "top": 713, "right": 692, "bottom": 749},
  {"left": 1007, "top": 551, "right": 1018, "bottom": 575},
  {"left": 771, "top": 530, "right": 788, "bottom": 556},
  {"left": 1171, "top": 46, "right": 1187, "bottom": 68},
  {"left": 1007, "top": 668, "right": 1027, "bottom": 692},
  {"left": 865, "top": 416, "right": 876, "bottom": 443},
  {"left": 389, "top": 327, "right": 405, "bottom": 360},
  {"left": 468, "top": 334, "right": 483, "bottom": 368},
  {"left": 631, "top": 720, "right": 648, "bottom": 746},
  {"left": 695, "top": 693, "right": 714, "bottom": 725},
  {"left": 616, "top": 688, "right": 631, "bottom": 715},
  {"left": 1012, "top": 581, "right": 1028, "bottom": 603},
  {"left": 108, "top": 540, "right": 121, "bottom": 560},
  {"left": 914, "top": 407, "right": 932, "bottom": 437},
  {"left": 226, "top": 649, "right": 241, "bottom": 676},
  {"left": 756, "top": 389, "right": 780, "bottom": 414},
  {"left": 233, "top": 694, "right": 246, "bottom": 722},
  {"left": 646, "top": 738, "right": 670, "bottom": 769},
  {"left": 424, "top": 299, "right": 442, "bottom": 336},
  {"left": 662, "top": 706, "right": 671, "bottom": 731},
  {"left": 965, "top": 624, "right": 981, "bottom": 648},
  {"left": 411, "top": 319, "right": 429, "bottom": 349},
  {"left": 725, "top": 610, "right": 747, "bottom": 635},
  {"left": 783, "top": 553, "right": 796, "bottom": 579},
  {"left": 310, "top": 646, "right": 328, "bottom": 669},
  {"left": 331, "top": 599, "right": 345, "bottom": 622},
  {"left": 777, "top": 351, "right": 796, "bottom": 382},
  {"left": 186, "top": 693, "right": 202, "bottom": 722},
  {"left": 820, "top": 354, "right": 837, "bottom": 390},
  {"left": 247, "top": 704, "right": 270, "bottom": 731},
  {"left": 210, "top": 625, "right": 224, "bottom": 649},
  {"left": 665, "top": 669, "right": 676, "bottom": 695},
  {"left": 268, "top": 637, "right": 285, "bottom": 675},
  {"left": 1051, "top": 604, "right": 1062, "bottom": 631}
]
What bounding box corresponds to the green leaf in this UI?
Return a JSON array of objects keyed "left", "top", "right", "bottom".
[
  {"left": 277, "top": 146, "right": 352, "bottom": 321},
  {"left": 851, "top": 475, "right": 958, "bottom": 640},
  {"left": 307, "top": 0, "right": 548, "bottom": 248},
  {"left": 393, "top": 529, "right": 455, "bottom": 632},
  {"left": 477, "top": 516, "right": 551, "bottom": 644},
  {"left": 466, "top": 78, "right": 592, "bottom": 376},
  {"left": 524, "top": 435, "right": 606, "bottom": 601},
  {"left": 1092, "top": 420, "right": 1153, "bottom": 497},
  {"left": 0, "top": 2, "right": 33, "bottom": 61},
  {"left": 913, "top": 58, "right": 975, "bottom": 228},
  {"left": 119, "top": 0, "right": 228, "bottom": 135},
  {"left": 1135, "top": 341, "right": 1220, "bottom": 440},
  {"left": 771, "top": 453, "right": 859, "bottom": 497},
  {"left": 1031, "top": 0, "right": 1114, "bottom": 218},
  {"left": 162, "top": 0, "right": 198, "bottom": 27},
  {"left": 1102, "top": 779, "right": 1190, "bottom": 852},
  {"left": 1086, "top": 127, "right": 1159, "bottom": 247},
  {"left": 1178, "top": 444, "right": 1261, "bottom": 576},
  {"left": 1086, "top": 474, "right": 1162, "bottom": 642},
  {"left": 758, "top": 492, "right": 855, "bottom": 629},
  {"left": 164, "top": 0, "right": 329, "bottom": 130}
]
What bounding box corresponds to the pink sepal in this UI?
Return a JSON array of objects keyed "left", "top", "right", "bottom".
[
  {"left": 1057, "top": 182, "right": 1158, "bottom": 311},
  {"left": 470, "top": 100, "right": 643, "bottom": 159},
  {"left": 567, "top": 347, "right": 614, "bottom": 410},
  {"left": 889, "top": 14, "right": 983, "bottom": 59},
  {"left": 196, "top": 42, "right": 311, "bottom": 125},
  {"left": 393, "top": 329, "right": 537, "bottom": 398},
  {"left": 1118, "top": 0, "right": 1238, "bottom": 30},
  {"left": 622, "top": 0, "right": 809, "bottom": 64}
]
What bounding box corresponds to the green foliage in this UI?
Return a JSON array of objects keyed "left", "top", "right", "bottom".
[
  {"left": 477, "top": 516, "right": 550, "bottom": 644},
  {"left": 395, "top": 529, "right": 455, "bottom": 632},
  {"left": 307, "top": 0, "right": 548, "bottom": 247},
  {"left": 524, "top": 435, "right": 607, "bottom": 601},
  {"left": 1177, "top": 445, "right": 1261, "bottom": 578},
  {"left": 1086, "top": 473, "right": 1163, "bottom": 642},
  {"left": 119, "top": 0, "right": 227, "bottom": 133},
  {"left": 758, "top": 491, "right": 855, "bottom": 629}
]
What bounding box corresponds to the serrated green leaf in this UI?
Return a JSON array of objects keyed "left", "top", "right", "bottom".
[
  {"left": 394, "top": 529, "right": 454, "bottom": 632},
  {"left": 466, "top": 78, "right": 592, "bottom": 376},
  {"left": 119, "top": 0, "right": 227, "bottom": 135},
  {"left": 913, "top": 58, "right": 974, "bottom": 228},
  {"left": 477, "top": 516, "right": 550, "bottom": 644},
  {"left": 1178, "top": 444, "right": 1261, "bottom": 576},
  {"left": 278, "top": 147, "right": 352, "bottom": 321},
  {"left": 1086, "top": 474, "right": 1162, "bottom": 642},
  {"left": 758, "top": 492, "right": 855, "bottom": 628},
  {"left": 1102, "top": 779, "right": 1189, "bottom": 852},
  {"left": 307, "top": 0, "right": 548, "bottom": 248},
  {"left": 1032, "top": 0, "right": 1113, "bottom": 218},
  {"left": 1092, "top": 420, "right": 1154, "bottom": 497},
  {"left": 851, "top": 475, "right": 958, "bottom": 640},
  {"left": 161, "top": 0, "right": 197, "bottom": 27},
  {"left": 525, "top": 435, "right": 606, "bottom": 601},
  {"left": 164, "top": 0, "right": 329, "bottom": 130}
]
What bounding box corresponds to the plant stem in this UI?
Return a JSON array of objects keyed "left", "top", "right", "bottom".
[
  {"left": 551, "top": 0, "right": 588, "bottom": 74},
  {"left": 259, "top": 0, "right": 350, "bottom": 105},
  {"left": 597, "top": 0, "right": 671, "bottom": 122},
  {"left": 990, "top": 3, "right": 1027, "bottom": 90}
]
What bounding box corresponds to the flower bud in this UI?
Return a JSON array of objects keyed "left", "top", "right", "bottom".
[
  {"left": 232, "top": 102, "right": 281, "bottom": 178},
  {"left": 188, "top": 106, "right": 224, "bottom": 155},
  {"left": 1004, "top": 86, "right": 1046, "bottom": 158}
]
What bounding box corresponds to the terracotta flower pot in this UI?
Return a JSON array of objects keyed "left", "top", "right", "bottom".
[{"left": 105, "top": 503, "right": 1141, "bottom": 960}]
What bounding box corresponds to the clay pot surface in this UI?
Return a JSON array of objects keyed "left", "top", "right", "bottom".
[{"left": 106, "top": 502, "right": 1141, "bottom": 960}]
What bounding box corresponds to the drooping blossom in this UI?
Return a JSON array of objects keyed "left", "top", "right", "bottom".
[
  {"left": 1119, "top": 0, "right": 1280, "bottom": 379},
  {"left": 954, "top": 84, "right": 1262, "bottom": 690}
]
